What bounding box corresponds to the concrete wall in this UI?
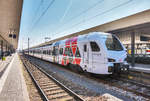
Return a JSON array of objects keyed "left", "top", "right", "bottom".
[{"left": 115, "top": 31, "right": 141, "bottom": 44}]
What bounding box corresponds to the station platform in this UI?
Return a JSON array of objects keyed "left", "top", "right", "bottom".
[
  {"left": 0, "top": 55, "right": 14, "bottom": 78},
  {"left": 130, "top": 63, "right": 150, "bottom": 73},
  {"left": 0, "top": 53, "right": 30, "bottom": 101}
]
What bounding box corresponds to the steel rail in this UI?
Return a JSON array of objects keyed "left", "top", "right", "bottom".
[
  {"left": 21, "top": 56, "right": 49, "bottom": 101},
  {"left": 110, "top": 77, "right": 150, "bottom": 99},
  {"left": 24, "top": 54, "right": 150, "bottom": 99},
  {"left": 21, "top": 55, "right": 85, "bottom": 101}
]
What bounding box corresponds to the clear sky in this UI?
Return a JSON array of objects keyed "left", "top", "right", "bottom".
[{"left": 18, "top": 0, "right": 150, "bottom": 50}]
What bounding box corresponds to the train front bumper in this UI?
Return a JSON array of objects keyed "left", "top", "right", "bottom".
[
  {"left": 114, "top": 63, "right": 129, "bottom": 73},
  {"left": 108, "top": 63, "right": 129, "bottom": 73}
]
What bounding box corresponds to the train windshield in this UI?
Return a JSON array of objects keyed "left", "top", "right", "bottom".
[{"left": 105, "top": 35, "right": 123, "bottom": 51}]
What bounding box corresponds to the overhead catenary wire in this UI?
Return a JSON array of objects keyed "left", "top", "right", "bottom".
[
  {"left": 30, "top": 0, "right": 56, "bottom": 32},
  {"left": 56, "top": 0, "right": 133, "bottom": 35},
  {"left": 56, "top": 0, "right": 104, "bottom": 33},
  {"left": 59, "top": 0, "right": 73, "bottom": 23},
  {"left": 31, "top": 0, "right": 44, "bottom": 26}
]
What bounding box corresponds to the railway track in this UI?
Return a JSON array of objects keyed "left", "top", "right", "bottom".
[
  {"left": 121, "top": 69, "right": 150, "bottom": 85},
  {"left": 104, "top": 76, "right": 150, "bottom": 99},
  {"left": 23, "top": 54, "right": 150, "bottom": 100},
  {"left": 20, "top": 55, "right": 84, "bottom": 101},
  {"left": 82, "top": 72, "right": 150, "bottom": 99}
]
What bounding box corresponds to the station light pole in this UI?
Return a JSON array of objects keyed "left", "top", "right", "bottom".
[
  {"left": 28, "top": 38, "right": 30, "bottom": 55},
  {"left": 131, "top": 30, "right": 135, "bottom": 67}
]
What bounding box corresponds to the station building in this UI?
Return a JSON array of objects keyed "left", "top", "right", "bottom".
[{"left": 0, "top": 0, "right": 23, "bottom": 58}]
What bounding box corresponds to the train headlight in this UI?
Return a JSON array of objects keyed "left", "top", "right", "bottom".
[
  {"left": 108, "top": 66, "right": 113, "bottom": 72},
  {"left": 108, "top": 58, "right": 115, "bottom": 62},
  {"left": 124, "top": 57, "right": 127, "bottom": 61}
]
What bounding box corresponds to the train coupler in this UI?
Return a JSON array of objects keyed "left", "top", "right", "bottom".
[{"left": 114, "top": 63, "right": 129, "bottom": 74}]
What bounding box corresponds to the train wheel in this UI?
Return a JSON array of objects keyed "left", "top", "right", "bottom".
[
  {"left": 83, "top": 70, "right": 91, "bottom": 77},
  {"left": 69, "top": 64, "right": 83, "bottom": 73},
  {"left": 68, "top": 64, "right": 74, "bottom": 71},
  {"left": 75, "top": 65, "right": 84, "bottom": 73}
]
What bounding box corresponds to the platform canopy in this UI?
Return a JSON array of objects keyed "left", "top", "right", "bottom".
[
  {"left": 0, "top": 0, "right": 23, "bottom": 49},
  {"left": 33, "top": 9, "right": 150, "bottom": 48}
]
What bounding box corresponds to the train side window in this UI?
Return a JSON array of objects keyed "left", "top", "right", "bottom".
[
  {"left": 90, "top": 42, "right": 100, "bottom": 52},
  {"left": 47, "top": 50, "right": 49, "bottom": 55},
  {"left": 69, "top": 48, "right": 73, "bottom": 57},
  {"left": 64, "top": 48, "right": 68, "bottom": 55},
  {"left": 59, "top": 48, "right": 63, "bottom": 55},
  {"left": 49, "top": 50, "right": 51, "bottom": 55},
  {"left": 61, "top": 48, "right": 63, "bottom": 55},
  {"left": 64, "top": 47, "right": 72, "bottom": 56},
  {"left": 43, "top": 50, "right": 45, "bottom": 54},
  {"left": 75, "top": 47, "right": 81, "bottom": 57},
  {"left": 47, "top": 50, "right": 48, "bottom": 54},
  {"left": 55, "top": 49, "right": 59, "bottom": 55},
  {"left": 50, "top": 50, "right": 51, "bottom": 55},
  {"left": 84, "top": 45, "right": 87, "bottom": 52},
  {"left": 52, "top": 50, "right": 55, "bottom": 55}
]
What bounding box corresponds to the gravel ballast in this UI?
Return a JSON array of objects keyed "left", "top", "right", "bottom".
[
  {"left": 21, "top": 60, "right": 43, "bottom": 101},
  {"left": 28, "top": 56, "right": 148, "bottom": 101}
]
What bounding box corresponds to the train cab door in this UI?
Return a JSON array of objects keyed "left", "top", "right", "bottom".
[
  {"left": 90, "top": 41, "right": 104, "bottom": 70},
  {"left": 83, "top": 43, "right": 90, "bottom": 71}
]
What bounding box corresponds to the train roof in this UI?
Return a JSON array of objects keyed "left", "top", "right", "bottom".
[{"left": 29, "top": 32, "right": 112, "bottom": 49}]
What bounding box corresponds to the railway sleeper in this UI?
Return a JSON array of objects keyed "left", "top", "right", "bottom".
[
  {"left": 40, "top": 82, "right": 55, "bottom": 86},
  {"left": 144, "top": 90, "right": 150, "bottom": 96},
  {"left": 49, "top": 96, "right": 74, "bottom": 101},
  {"left": 34, "top": 75, "right": 47, "bottom": 79},
  {"left": 39, "top": 81, "right": 54, "bottom": 84},
  {"left": 47, "top": 90, "right": 66, "bottom": 96},
  {"left": 36, "top": 78, "right": 50, "bottom": 82},
  {"left": 47, "top": 93, "right": 70, "bottom": 100},
  {"left": 127, "top": 85, "right": 140, "bottom": 90},
  {"left": 46, "top": 89, "right": 65, "bottom": 95},
  {"left": 41, "top": 85, "right": 58, "bottom": 89},
  {"left": 137, "top": 87, "right": 148, "bottom": 93},
  {"left": 56, "top": 96, "right": 74, "bottom": 101},
  {"left": 40, "top": 83, "right": 56, "bottom": 86},
  {"left": 44, "top": 87, "right": 61, "bottom": 92}
]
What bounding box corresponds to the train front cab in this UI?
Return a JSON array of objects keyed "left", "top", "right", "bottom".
[
  {"left": 104, "top": 34, "right": 129, "bottom": 74},
  {"left": 80, "top": 32, "right": 129, "bottom": 75}
]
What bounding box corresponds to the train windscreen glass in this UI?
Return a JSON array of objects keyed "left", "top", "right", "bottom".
[{"left": 105, "top": 35, "right": 123, "bottom": 51}]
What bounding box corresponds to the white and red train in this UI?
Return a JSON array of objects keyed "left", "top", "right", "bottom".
[{"left": 25, "top": 32, "right": 129, "bottom": 75}]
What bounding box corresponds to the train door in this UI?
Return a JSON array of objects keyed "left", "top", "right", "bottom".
[
  {"left": 83, "top": 43, "right": 90, "bottom": 71},
  {"left": 41, "top": 48, "right": 43, "bottom": 59},
  {"left": 53, "top": 45, "right": 59, "bottom": 63},
  {"left": 56, "top": 47, "right": 59, "bottom": 63},
  {"left": 90, "top": 41, "right": 104, "bottom": 70},
  {"left": 59, "top": 47, "right": 63, "bottom": 64}
]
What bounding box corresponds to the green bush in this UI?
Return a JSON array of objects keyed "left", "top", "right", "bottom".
[{"left": 2, "top": 57, "right": 6, "bottom": 61}]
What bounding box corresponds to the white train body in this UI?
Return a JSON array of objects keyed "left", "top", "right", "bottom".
[{"left": 26, "top": 32, "right": 129, "bottom": 75}]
